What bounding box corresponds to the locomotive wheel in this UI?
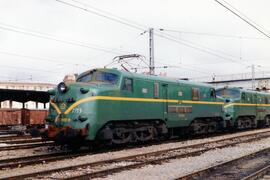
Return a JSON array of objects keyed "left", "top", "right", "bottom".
[
  {"left": 135, "top": 126, "right": 156, "bottom": 142},
  {"left": 236, "top": 117, "right": 255, "bottom": 129},
  {"left": 207, "top": 121, "right": 217, "bottom": 133},
  {"left": 112, "top": 128, "right": 132, "bottom": 144},
  {"left": 236, "top": 118, "right": 245, "bottom": 129},
  {"left": 265, "top": 116, "right": 270, "bottom": 126},
  {"left": 244, "top": 118, "right": 251, "bottom": 128},
  {"left": 190, "top": 122, "right": 207, "bottom": 135}
]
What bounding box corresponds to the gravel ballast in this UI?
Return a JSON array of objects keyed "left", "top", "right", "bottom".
[
  {"left": 103, "top": 137, "right": 270, "bottom": 180},
  {"left": 0, "top": 128, "right": 269, "bottom": 178}
]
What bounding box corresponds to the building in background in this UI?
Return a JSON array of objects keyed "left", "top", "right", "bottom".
[
  {"left": 192, "top": 71, "right": 270, "bottom": 92},
  {"left": 0, "top": 82, "right": 55, "bottom": 109}
]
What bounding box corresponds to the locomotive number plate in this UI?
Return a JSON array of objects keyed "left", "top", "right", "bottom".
[{"left": 72, "top": 108, "right": 82, "bottom": 114}]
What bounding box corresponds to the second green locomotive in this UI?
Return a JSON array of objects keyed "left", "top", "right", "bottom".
[{"left": 216, "top": 87, "right": 270, "bottom": 129}]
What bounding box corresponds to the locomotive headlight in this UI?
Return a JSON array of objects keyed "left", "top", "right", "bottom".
[{"left": 58, "top": 82, "right": 68, "bottom": 93}]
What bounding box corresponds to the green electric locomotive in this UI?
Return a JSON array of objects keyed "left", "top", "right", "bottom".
[
  {"left": 46, "top": 68, "right": 226, "bottom": 147},
  {"left": 216, "top": 87, "right": 270, "bottom": 129}
]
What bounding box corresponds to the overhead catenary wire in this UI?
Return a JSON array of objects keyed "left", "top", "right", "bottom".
[
  {"left": 0, "top": 23, "right": 127, "bottom": 55},
  {"left": 1, "top": 64, "right": 61, "bottom": 74},
  {"left": 156, "top": 31, "right": 267, "bottom": 70},
  {"left": 2, "top": 20, "right": 238, "bottom": 66},
  {"left": 55, "top": 0, "right": 146, "bottom": 31},
  {"left": 88, "top": 30, "right": 148, "bottom": 61},
  {"left": 0, "top": 24, "right": 149, "bottom": 81},
  {"left": 154, "top": 59, "right": 212, "bottom": 75},
  {"left": 0, "top": 21, "right": 146, "bottom": 56},
  {"left": 69, "top": 0, "right": 147, "bottom": 30},
  {"left": 0, "top": 64, "right": 78, "bottom": 82},
  {"left": 58, "top": 0, "right": 267, "bottom": 69},
  {"left": 1, "top": 0, "right": 266, "bottom": 81},
  {"left": 0, "top": 20, "right": 150, "bottom": 67},
  {"left": 57, "top": 0, "right": 237, "bottom": 62},
  {"left": 67, "top": 0, "right": 253, "bottom": 63},
  {"left": 56, "top": 0, "right": 251, "bottom": 69},
  {"left": 157, "top": 30, "right": 244, "bottom": 62},
  {"left": 0, "top": 50, "right": 89, "bottom": 67},
  {"left": 154, "top": 32, "right": 247, "bottom": 65},
  {"left": 159, "top": 28, "right": 268, "bottom": 40},
  {"left": 215, "top": 0, "right": 270, "bottom": 39}
]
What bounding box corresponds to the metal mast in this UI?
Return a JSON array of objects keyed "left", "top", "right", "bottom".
[
  {"left": 149, "top": 28, "right": 155, "bottom": 75},
  {"left": 251, "top": 64, "right": 255, "bottom": 90}
]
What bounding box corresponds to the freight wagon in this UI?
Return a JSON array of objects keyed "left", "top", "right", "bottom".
[
  {"left": 0, "top": 88, "right": 50, "bottom": 134},
  {"left": 0, "top": 108, "right": 48, "bottom": 133}
]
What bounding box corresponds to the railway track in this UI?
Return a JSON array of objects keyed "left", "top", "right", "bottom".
[
  {"left": 177, "top": 147, "right": 270, "bottom": 180},
  {"left": 0, "top": 150, "right": 90, "bottom": 170},
  {"left": 0, "top": 134, "right": 32, "bottom": 141},
  {"left": 1, "top": 128, "right": 270, "bottom": 179},
  {"left": 242, "top": 165, "right": 270, "bottom": 180},
  {"left": 0, "top": 141, "right": 54, "bottom": 151},
  {"left": 0, "top": 137, "right": 42, "bottom": 144}
]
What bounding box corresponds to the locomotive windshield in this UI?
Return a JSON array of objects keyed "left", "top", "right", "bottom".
[
  {"left": 77, "top": 71, "right": 118, "bottom": 84},
  {"left": 216, "top": 89, "right": 240, "bottom": 99}
]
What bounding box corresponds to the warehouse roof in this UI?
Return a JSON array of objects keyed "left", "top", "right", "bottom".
[{"left": 0, "top": 89, "right": 50, "bottom": 103}]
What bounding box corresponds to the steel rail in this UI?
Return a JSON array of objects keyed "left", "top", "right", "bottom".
[
  {"left": 176, "top": 147, "right": 270, "bottom": 180},
  {"left": 63, "top": 134, "right": 270, "bottom": 180},
  {"left": 0, "top": 135, "right": 32, "bottom": 141},
  {"left": 2, "top": 129, "right": 270, "bottom": 180},
  {"left": 0, "top": 151, "right": 92, "bottom": 170},
  {"left": 241, "top": 164, "right": 270, "bottom": 180},
  {"left": 0, "top": 128, "right": 263, "bottom": 170},
  {"left": 0, "top": 141, "right": 54, "bottom": 151},
  {"left": 0, "top": 138, "right": 43, "bottom": 144}
]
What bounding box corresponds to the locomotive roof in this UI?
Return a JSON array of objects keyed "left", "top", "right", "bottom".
[{"left": 83, "top": 68, "right": 214, "bottom": 89}]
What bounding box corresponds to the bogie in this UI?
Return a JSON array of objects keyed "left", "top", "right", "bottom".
[{"left": 97, "top": 120, "right": 167, "bottom": 145}]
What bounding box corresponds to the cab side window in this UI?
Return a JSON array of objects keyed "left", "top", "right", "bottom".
[
  {"left": 122, "top": 78, "right": 133, "bottom": 92},
  {"left": 241, "top": 93, "right": 246, "bottom": 101},
  {"left": 210, "top": 88, "right": 216, "bottom": 98}
]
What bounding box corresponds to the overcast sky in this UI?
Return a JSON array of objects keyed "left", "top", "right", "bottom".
[{"left": 0, "top": 0, "right": 270, "bottom": 84}]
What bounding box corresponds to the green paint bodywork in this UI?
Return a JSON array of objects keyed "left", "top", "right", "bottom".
[
  {"left": 47, "top": 68, "right": 224, "bottom": 141},
  {"left": 217, "top": 87, "right": 270, "bottom": 126}
]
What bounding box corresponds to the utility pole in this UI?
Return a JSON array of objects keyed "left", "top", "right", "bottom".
[
  {"left": 251, "top": 64, "right": 255, "bottom": 90},
  {"left": 149, "top": 28, "right": 155, "bottom": 75},
  {"left": 248, "top": 64, "right": 260, "bottom": 90}
]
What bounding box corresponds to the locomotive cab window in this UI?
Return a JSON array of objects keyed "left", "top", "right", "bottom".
[
  {"left": 216, "top": 89, "right": 240, "bottom": 99},
  {"left": 95, "top": 72, "right": 118, "bottom": 84},
  {"left": 210, "top": 88, "right": 216, "bottom": 98},
  {"left": 77, "top": 73, "right": 92, "bottom": 82},
  {"left": 77, "top": 71, "right": 118, "bottom": 84},
  {"left": 122, "top": 78, "right": 133, "bottom": 92},
  {"left": 192, "top": 88, "right": 199, "bottom": 101},
  {"left": 241, "top": 93, "right": 246, "bottom": 100}
]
